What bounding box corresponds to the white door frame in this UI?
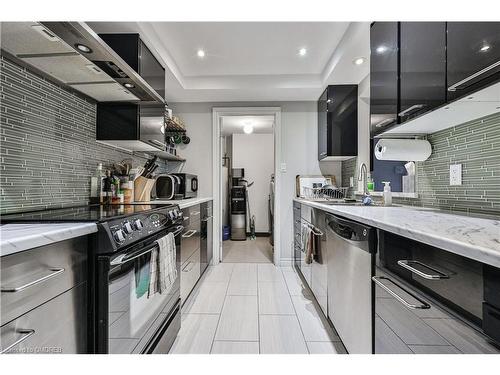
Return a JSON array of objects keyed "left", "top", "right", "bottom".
[{"left": 212, "top": 107, "right": 282, "bottom": 266}]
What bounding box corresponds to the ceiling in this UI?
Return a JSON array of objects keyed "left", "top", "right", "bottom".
[
  {"left": 88, "top": 22, "right": 370, "bottom": 102},
  {"left": 221, "top": 115, "right": 274, "bottom": 135}
]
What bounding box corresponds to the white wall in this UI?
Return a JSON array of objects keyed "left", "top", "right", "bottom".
[
  {"left": 169, "top": 101, "right": 342, "bottom": 264},
  {"left": 232, "top": 133, "right": 274, "bottom": 233}
]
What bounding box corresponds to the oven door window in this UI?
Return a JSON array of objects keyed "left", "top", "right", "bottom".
[{"left": 108, "top": 243, "right": 178, "bottom": 354}]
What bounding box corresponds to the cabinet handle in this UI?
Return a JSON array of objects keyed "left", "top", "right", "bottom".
[
  {"left": 372, "top": 276, "right": 430, "bottom": 310},
  {"left": 1, "top": 268, "right": 65, "bottom": 293},
  {"left": 182, "top": 230, "right": 197, "bottom": 238},
  {"left": 201, "top": 216, "right": 213, "bottom": 222},
  {"left": 148, "top": 139, "right": 165, "bottom": 149},
  {"left": 0, "top": 329, "right": 35, "bottom": 354},
  {"left": 397, "top": 260, "right": 449, "bottom": 280},
  {"left": 398, "top": 104, "right": 425, "bottom": 117},
  {"left": 319, "top": 152, "right": 327, "bottom": 156},
  {"left": 448, "top": 60, "right": 500, "bottom": 91},
  {"left": 374, "top": 118, "right": 395, "bottom": 128},
  {"left": 191, "top": 211, "right": 201, "bottom": 217},
  {"left": 182, "top": 261, "right": 196, "bottom": 272}
]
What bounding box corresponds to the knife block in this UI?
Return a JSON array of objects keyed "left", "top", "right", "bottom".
[{"left": 134, "top": 176, "right": 155, "bottom": 202}]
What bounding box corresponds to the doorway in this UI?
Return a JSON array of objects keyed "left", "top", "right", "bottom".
[{"left": 212, "top": 107, "right": 281, "bottom": 266}]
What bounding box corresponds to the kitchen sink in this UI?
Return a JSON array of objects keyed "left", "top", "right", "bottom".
[{"left": 318, "top": 201, "right": 402, "bottom": 207}]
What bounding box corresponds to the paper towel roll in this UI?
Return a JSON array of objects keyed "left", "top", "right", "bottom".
[{"left": 374, "top": 139, "right": 432, "bottom": 161}]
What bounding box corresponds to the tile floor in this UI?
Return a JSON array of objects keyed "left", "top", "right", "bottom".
[
  {"left": 170, "top": 263, "right": 346, "bottom": 354},
  {"left": 222, "top": 237, "right": 273, "bottom": 263}
]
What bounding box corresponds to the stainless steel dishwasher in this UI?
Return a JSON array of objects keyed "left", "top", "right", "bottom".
[{"left": 326, "top": 214, "right": 376, "bottom": 354}]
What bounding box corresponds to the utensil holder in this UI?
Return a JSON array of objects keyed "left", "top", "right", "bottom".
[{"left": 134, "top": 176, "right": 155, "bottom": 202}]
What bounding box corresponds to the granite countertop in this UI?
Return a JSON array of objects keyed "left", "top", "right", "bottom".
[
  {"left": 146, "top": 197, "right": 213, "bottom": 209},
  {"left": 296, "top": 198, "right": 500, "bottom": 268},
  {"left": 0, "top": 223, "right": 97, "bottom": 257}
]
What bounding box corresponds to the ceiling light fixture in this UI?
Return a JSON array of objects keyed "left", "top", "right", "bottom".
[
  {"left": 480, "top": 45, "right": 491, "bottom": 52},
  {"left": 353, "top": 57, "right": 365, "bottom": 65},
  {"left": 197, "top": 49, "right": 206, "bottom": 58},
  {"left": 123, "top": 83, "right": 135, "bottom": 89},
  {"left": 298, "top": 48, "right": 307, "bottom": 56},
  {"left": 75, "top": 43, "right": 92, "bottom": 53},
  {"left": 243, "top": 123, "right": 254, "bottom": 134},
  {"left": 376, "top": 45, "right": 387, "bottom": 54}
]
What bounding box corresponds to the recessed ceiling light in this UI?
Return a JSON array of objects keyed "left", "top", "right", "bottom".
[
  {"left": 75, "top": 43, "right": 92, "bottom": 53},
  {"left": 376, "top": 45, "right": 387, "bottom": 54},
  {"left": 480, "top": 45, "right": 491, "bottom": 52},
  {"left": 197, "top": 49, "right": 206, "bottom": 58},
  {"left": 468, "top": 96, "right": 474, "bottom": 100},
  {"left": 160, "top": 125, "right": 165, "bottom": 134},
  {"left": 123, "top": 83, "right": 135, "bottom": 89},
  {"left": 353, "top": 57, "right": 365, "bottom": 65},
  {"left": 298, "top": 48, "right": 307, "bottom": 56},
  {"left": 243, "top": 123, "right": 254, "bottom": 134}
]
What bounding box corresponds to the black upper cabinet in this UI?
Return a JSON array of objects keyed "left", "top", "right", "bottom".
[
  {"left": 399, "top": 22, "right": 446, "bottom": 123},
  {"left": 447, "top": 22, "right": 500, "bottom": 101},
  {"left": 99, "top": 33, "right": 166, "bottom": 100},
  {"left": 318, "top": 85, "right": 358, "bottom": 161},
  {"left": 370, "top": 22, "right": 399, "bottom": 136}
]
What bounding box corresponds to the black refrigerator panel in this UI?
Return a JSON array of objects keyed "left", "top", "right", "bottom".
[
  {"left": 99, "top": 33, "right": 166, "bottom": 99},
  {"left": 370, "top": 22, "right": 399, "bottom": 136},
  {"left": 399, "top": 22, "right": 447, "bottom": 123},
  {"left": 447, "top": 22, "right": 500, "bottom": 101}
]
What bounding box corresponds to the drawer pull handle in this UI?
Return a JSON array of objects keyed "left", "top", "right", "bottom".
[
  {"left": 0, "top": 329, "right": 35, "bottom": 354},
  {"left": 201, "top": 216, "right": 213, "bottom": 222},
  {"left": 182, "top": 230, "right": 197, "bottom": 238},
  {"left": 182, "top": 261, "right": 196, "bottom": 272},
  {"left": 398, "top": 104, "right": 425, "bottom": 117},
  {"left": 1, "top": 268, "right": 65, "bottom": 293},
  {"left": 397, "top": 260, "right": 449, "bottom": 280},
  {"left": 448, "top": 60, "right": 500, "bottom": 91},
  {"left": 372, "top": 276, "right": 430, "bottom": 310}
]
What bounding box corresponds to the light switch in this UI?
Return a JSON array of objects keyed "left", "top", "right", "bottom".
[
  {"left": 450, "top": 164, "right": 462, "bottom": 185},
  {"left": 280, "top": 163, "right": 287, "bottom": 173}
]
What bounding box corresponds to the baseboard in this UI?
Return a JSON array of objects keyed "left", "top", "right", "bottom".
[
  {"left": 278, "top": 258, "right": 293, "bottom": 267},
  {"left": 246, "top": 232, "right": 270, "bottom": 237}
]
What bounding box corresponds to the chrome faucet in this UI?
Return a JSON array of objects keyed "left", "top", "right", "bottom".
[{"left": 358, "top": 162, "right": 369, "bottom": 196}]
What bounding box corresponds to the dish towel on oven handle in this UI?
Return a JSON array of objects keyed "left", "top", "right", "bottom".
[{"left": 148, "top": 232, "right": 177, "bottom": 297}]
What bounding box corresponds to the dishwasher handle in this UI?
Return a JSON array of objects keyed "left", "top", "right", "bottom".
[{"left": 327, "top": 215, "right": 373, "bottom": 243}]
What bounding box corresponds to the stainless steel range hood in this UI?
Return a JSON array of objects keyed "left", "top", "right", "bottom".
[{"left": 0, "top": 22, "right": 164, "bottom": 103}]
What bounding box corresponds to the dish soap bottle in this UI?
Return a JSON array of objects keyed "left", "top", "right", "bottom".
[
  {"left": 367, "top": 173, "right": 374, "bottom": 193},
  {"left": 382, "top": 181, "right": 392, "bottom": 206}
]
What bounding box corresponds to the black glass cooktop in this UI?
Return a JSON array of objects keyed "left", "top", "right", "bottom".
[{"left": 1, "top": 204, "right": 174, "bottom": 223}]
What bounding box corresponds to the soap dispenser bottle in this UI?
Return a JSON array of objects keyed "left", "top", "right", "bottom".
[{"left": 382, "top": 181, "right": 392, "bottom": 206}]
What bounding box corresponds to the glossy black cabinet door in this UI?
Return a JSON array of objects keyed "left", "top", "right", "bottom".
[
  {"left": 370, "top": 22, "right": 399, "bottom": 136},
  {"left": 399, "top": 22, "right": 446, "bottom": 123},
  {"left": 447, "top": 22, "right": 500, "bottom": 101},
  {"left": 317, "top": 88, "right": 328, "bottom": 160}
]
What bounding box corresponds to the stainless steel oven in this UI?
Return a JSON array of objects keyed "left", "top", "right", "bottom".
[{"left": 96, "top": 225, "right": 183, "bottom": 354}]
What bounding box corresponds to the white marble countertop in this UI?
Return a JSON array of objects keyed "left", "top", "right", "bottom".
[
  {"left": 0, "top": 223, "right": 97, "bottom": 257},
  {"left": 146, "top": 197, "right": 213, "bottom": 209},
  {"left": 296, "top": 198, "right": 500, "bottom": 268}
]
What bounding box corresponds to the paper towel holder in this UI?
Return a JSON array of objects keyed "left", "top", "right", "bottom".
[{"left": 374, "top": 138, "right": 432, "bottom": 162}]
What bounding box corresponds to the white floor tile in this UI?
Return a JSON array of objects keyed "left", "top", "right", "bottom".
[
  {"left": 202, "top": 263, "right": 234, "bottom": 283},
  {"left": 227, "top": 281, "right": 258, "bottom": 296},
  {"left": 230, "top": 263, "right": 258, "bottom": 283},
  {"left": 170, "top": 314, "right": 219, "bottom": 354},
  {"left": 258, "top": 282, "right": 295, "bottom": 315},
  {"left": 215, "top": 295, "right": 259, "bottom": 341},
  {"left": 258, "top": 263, "right": 285, "bottom": 283},
  {"left": 282, "top": 269, "right": 312, "bottom": 296},
  {"left": 306, "top": 341, "right": 347, "bottom": 354},
  {"left": 183, "top": 281, "right": 228, "bottom": 314},
  {"left": 291, "top": 295, "right": 339, "bottom": 341},
  {"left": 259, "top": 315, "right": 308, "bottom": 354},
  {"left": 211, "top": 341, "right": 260, "bottom": 354}
]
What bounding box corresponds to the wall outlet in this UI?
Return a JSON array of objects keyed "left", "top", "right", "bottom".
[
  {"left": 280, "top": 163, "right": 287, "bottom": 173},
  {"left": 450, "top": 164, "right": 462, "bottom": 185},
  {"left": 349, "top": 176, "right": 354, "bottom": 187}
]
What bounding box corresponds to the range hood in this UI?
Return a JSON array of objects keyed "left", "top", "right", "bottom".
[{"left": 0, "top": 22, "right": 164, "bottom": 103}]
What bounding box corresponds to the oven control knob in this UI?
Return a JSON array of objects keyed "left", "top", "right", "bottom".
[
  {"left": 123, "top": 221, "right": 133, "bottom": 234},
  {"left": 169, "top": 211, "right": 177, "bottom": 219},
  {"left": 133, "top": 219, "right": 144, "bottom": 230},
  {"left": 113, "top": 229, "right": 126, "bottom": 243}
]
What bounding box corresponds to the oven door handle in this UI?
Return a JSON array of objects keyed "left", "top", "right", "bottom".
[{"left": 111, "top": 226, "right": 184, "bottom": 266}]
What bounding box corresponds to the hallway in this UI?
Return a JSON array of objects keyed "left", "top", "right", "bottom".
[
  {"left": 222, "top": 237, "right": 273, "bottom": 263},
  {"left": 170, "top": 263, "right": 345, "bottom": 354}
]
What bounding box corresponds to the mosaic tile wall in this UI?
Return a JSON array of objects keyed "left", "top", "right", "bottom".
[
  {"left": 341, "top": 112, "right": 500, "bottom": 216},
  {"left": 0, "top": 56, "right": 173, "bottom": 214}
]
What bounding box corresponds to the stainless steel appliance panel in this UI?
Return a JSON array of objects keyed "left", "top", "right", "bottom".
[
  {"left": 150, "top": 308, "right": 181, "bottom": 353},
  {"left": 1, "top": 237, "right": 88, "bottom": 326},
  {"left": 181, "top": 206, "right": 201, "bottom": 263},
  {"left": 326, "top": 214, "right": 374, "bottom": 354},
  {"left": 311, "top": 209, "right": 328, "bottom": 314},
  {"left": 180, "top": 248, "right": 201, "bottom": 303},
  {"left": 0, "top": 282, "right": 87, "bottom": 354}
]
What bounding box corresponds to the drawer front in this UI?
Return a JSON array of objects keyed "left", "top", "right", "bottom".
[
  {"left": 1, "top": 236, "right": 88, "bottom": 326},
  {"left": 0, "top": 282, "right": 87, "bottom": 354},
  {"left": 180, "top": 248, "right": 201, "bottom": 303},
  {"left": 180, "top": 226, "right": 200, "bottom": 264},
  {"left": 484, "top": 265, "right": 500, "bottom": 309},
  {"left": 483, "top": 302, "right": 500, "bottom": 344}
]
